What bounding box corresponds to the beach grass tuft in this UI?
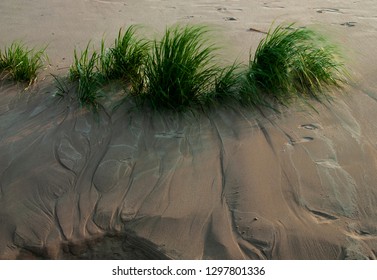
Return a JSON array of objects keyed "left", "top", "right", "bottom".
[
  {"left": 0, "top": 42, "right": 46, "bottom": 84},
  {"left": 69, "top": 44, "right": 104, "bottom": 109},
  {"left": 104, "top": 26, "right": 150, "bottom": 83},
  {"left": 68, "top": 26, "right": 150, "bottom": 109},
  {"left": 242, "top": 24, "right": 346, "bottom": 107},
  {"left": 136, "top": 25, "right": 237, "bottom": 111}
]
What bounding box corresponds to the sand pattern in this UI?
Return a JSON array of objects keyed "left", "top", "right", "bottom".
[{"left": 1, "top": 0, "right": 377, "bottom": 259}]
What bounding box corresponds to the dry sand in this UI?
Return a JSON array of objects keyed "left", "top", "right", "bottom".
[{"left": 1, "top": 0, "right": 377, "bottom": 259}]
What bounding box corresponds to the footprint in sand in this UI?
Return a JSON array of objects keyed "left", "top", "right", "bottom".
[
  {"left": 217, "top": 7, "right": 243, "bottom": 12},
  {"left": 341, "top": 22, "right": 357, "bottom": 27},
  {"left": 293, "top": 124, "right": 320, "bottom": 143},
  {"left": 291, "top": 136, "right": 314, "bottom": 145},
  {"left": 93, "top": 0, "right": 126, "bottom": 5},
  {"left": 300, "top": 124, "right": 320, "bottom": 130},
  {"left": 316, "top": 8, "right": 341, "bottom": 14},
  {"left": 262, "top": 2, "right": 285, "bottom": 9},
  {"left": 217, "top": 7, "right": 227, "bottom": 12},
  {"left": 302, "top": 136, "right": 314, "bottom": 142}
]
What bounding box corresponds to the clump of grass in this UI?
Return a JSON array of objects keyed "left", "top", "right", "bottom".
[
  {"left": 68, "top": 26, "right": 150, "bottom": 109},
  {"left": 242, "top": 24, "right": 346, "bottom": 108},
  {"left": 104, "top": 26, "right": 150, "bottom": 82},
  {"left": 69, "top": 44, "right": 104, "bottom": 109},
  {"left": 63, "top": 23, "right": 346, "bottom": 112},
  {"left": 138, "top": 25, "right": 236, "bottom": 111},
  {"left": 202, "top": 62, "right": 242, "bottom": 106},
  {"left": 0, "top": 42, "right": 46, "bottom": 84}
]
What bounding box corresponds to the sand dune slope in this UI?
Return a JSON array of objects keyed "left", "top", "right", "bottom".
[{"left": 1, "top": 0, "right": 377, "bottom": 259}]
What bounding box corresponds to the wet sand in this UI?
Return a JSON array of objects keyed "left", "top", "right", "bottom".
[{"left": 1, "top": 0, "right": 377, "bottom": 259}]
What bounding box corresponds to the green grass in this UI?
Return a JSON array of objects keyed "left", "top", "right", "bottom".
[
  {"left": 0, "top": 42, "right": 46, "bottom": 84},
  {"left": 69, "top": 43, "right": 104, "bottom": 109},
  {"left": 62, "top": 23, "right": 346, "bottom": 112},
  {"left": 104, "top": 26, "right": 150, "bottom": 82},
  {"left": 241, "top": 24, "right": 346, "bottom": 108},
  {"left": 68, "top": 26, "right": 150, "bottom": 109},
  {"left": 203, "top": 62, "right": 242, "bottom": 106},
  {"left": 52, "top": 74, "right": 70, "bottom": 98},
  {"left": 135, "top": 25, "right": 237, "bottom": 111}
]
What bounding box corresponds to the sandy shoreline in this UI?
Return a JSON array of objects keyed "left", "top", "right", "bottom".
[{"left": 1, "top": 0, "right": 377, "bottom": 259}]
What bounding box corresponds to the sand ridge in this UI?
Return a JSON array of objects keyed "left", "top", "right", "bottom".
[{"left": 1, "top": 0, "right": 377, "bottom": 259}]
